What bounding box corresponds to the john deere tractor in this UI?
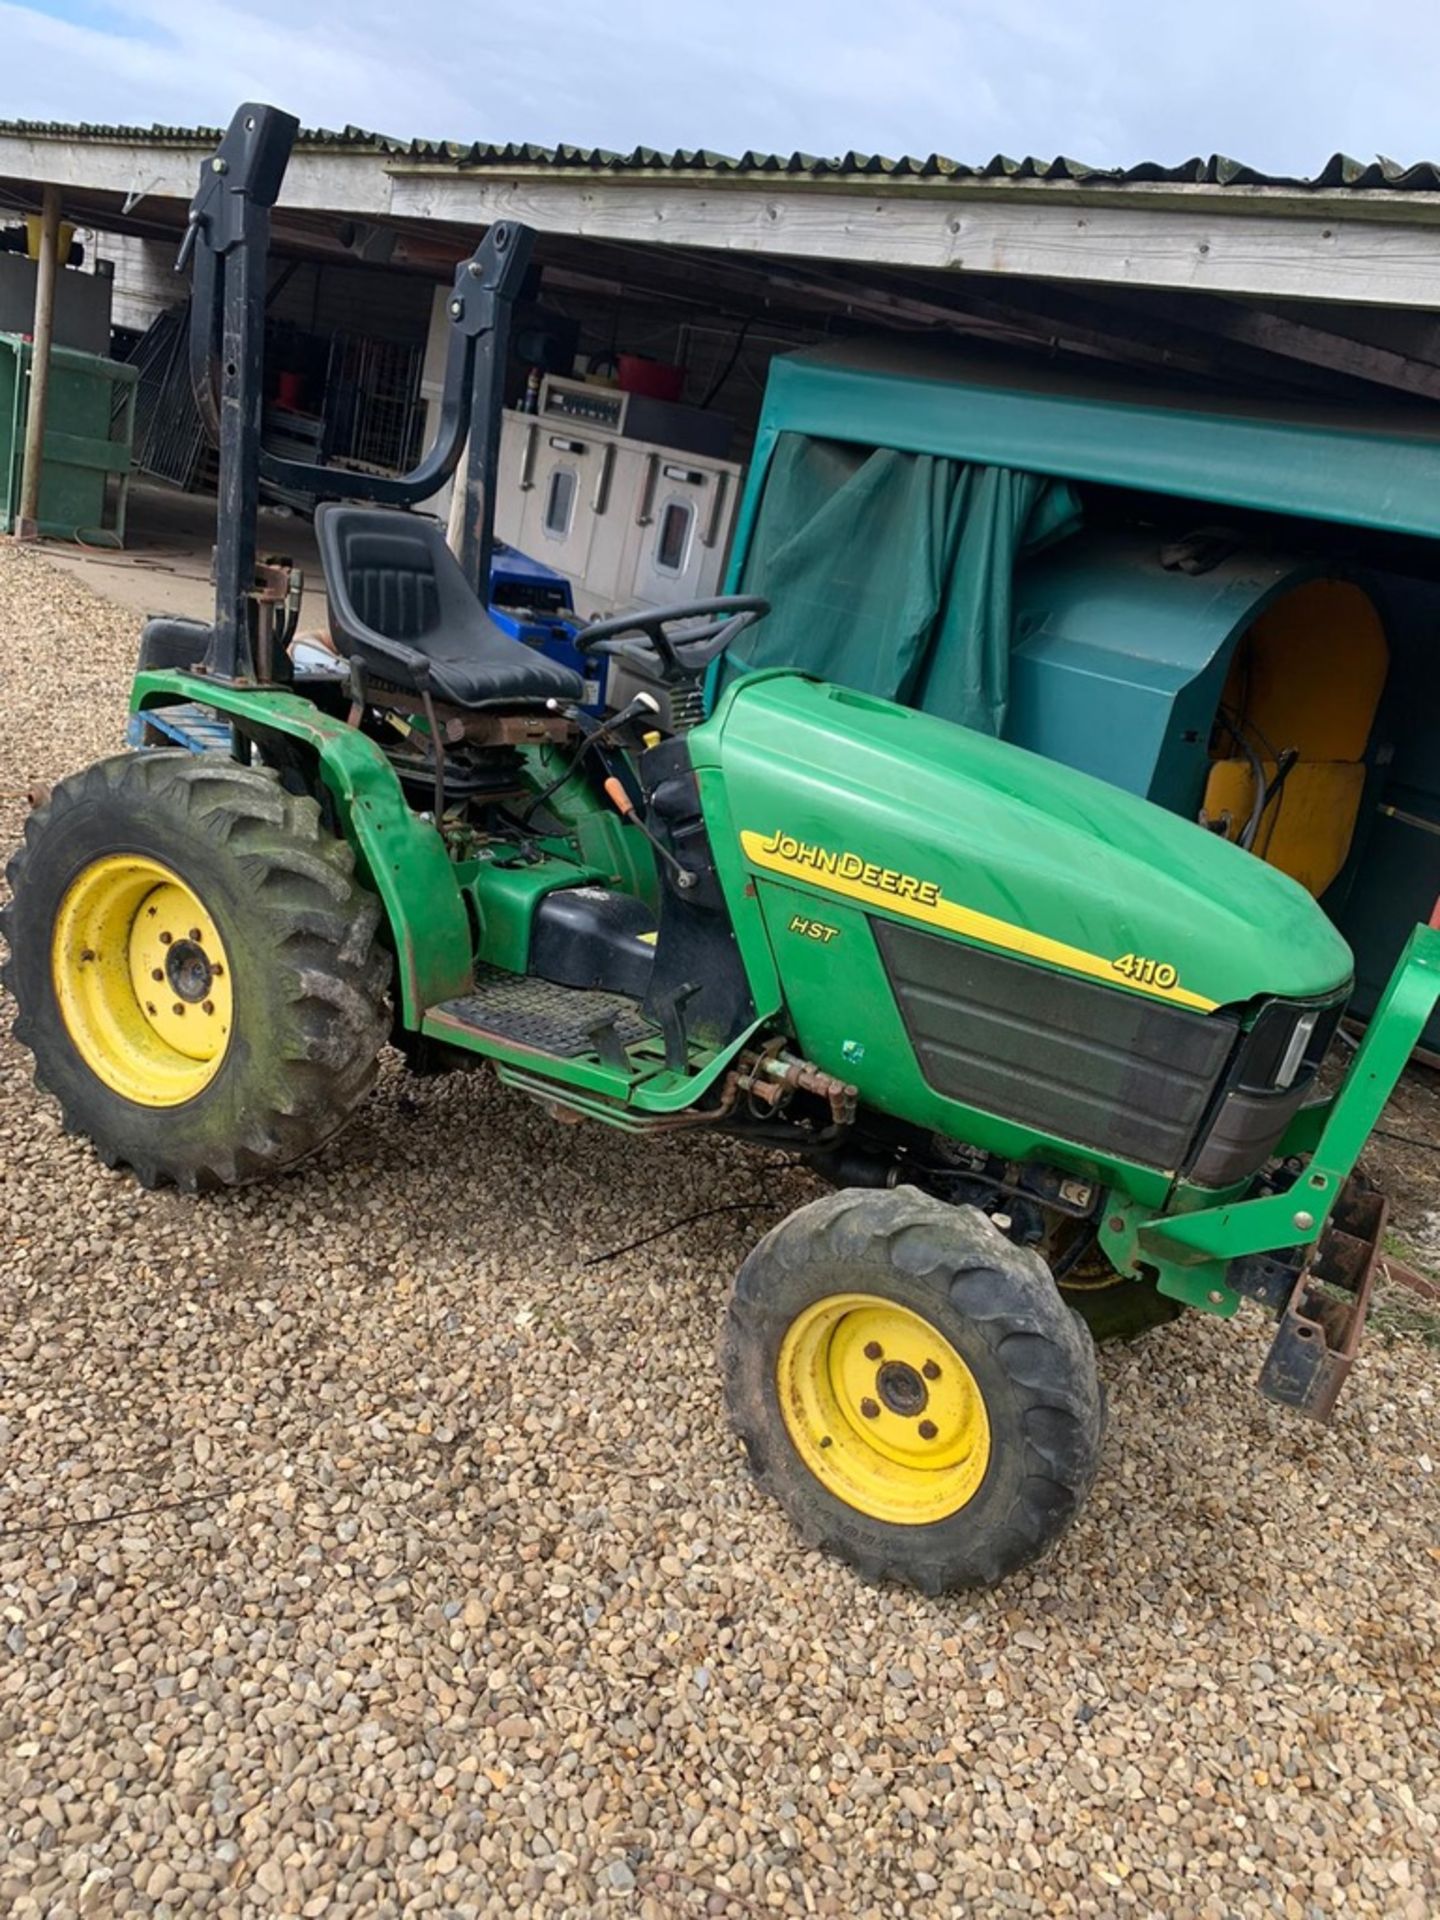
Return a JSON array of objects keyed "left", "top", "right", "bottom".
[{"left": 4, "top": 106, "right": 1438, "bottom": 1594}]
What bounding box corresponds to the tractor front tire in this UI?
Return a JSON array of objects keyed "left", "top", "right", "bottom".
[
  {"left": 1059, "top": 1269, "right": 1183, "bottom": 1343},
  {"left": 2, "top": 750, "right": 391, "bottom": 1189},
  {"left": 723, "top": 1186, "right": 1103, "bottom": 1594},
  {"left": 1055, "top": 1232, "right": 1183, "bottom": 1343}
]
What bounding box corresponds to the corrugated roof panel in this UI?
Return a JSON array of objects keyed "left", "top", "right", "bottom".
[{"left": 3, "top": 116, "right": 1440, "bottom": 194}]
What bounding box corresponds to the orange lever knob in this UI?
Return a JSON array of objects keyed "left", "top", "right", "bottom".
[{"left": 603, "top": 775, "right": 637, "bottom": 820}]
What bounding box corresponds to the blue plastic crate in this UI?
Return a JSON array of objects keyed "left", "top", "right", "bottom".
[{"left": 127, "top": 703, "right": 235, "bottom": 754}]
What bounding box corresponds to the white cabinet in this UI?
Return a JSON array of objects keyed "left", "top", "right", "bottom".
[
  {"left": 508, "top": 421, "right": 610, "bottom": 587},
  {"left": 493, "top": 381, "right": 743, "bottom": 619},
  {"left": 622, "top": 452, "right": 737, "bottom": 610}
]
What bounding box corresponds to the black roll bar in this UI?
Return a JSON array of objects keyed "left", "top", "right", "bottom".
[{"left": 178, "top": 101, "right": 533, "bottom": 681}]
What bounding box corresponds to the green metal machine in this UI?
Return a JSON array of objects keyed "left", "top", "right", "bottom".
[
  {"left": 0, "top": 333, "right": 137, "bottom": 543},
  {"left": 4, "top": 107, "right": 1438, "bottom": 1596}
]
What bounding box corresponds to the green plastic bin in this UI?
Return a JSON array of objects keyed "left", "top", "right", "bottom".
[{"left": 0, "top": 332, "right": 138, "bottom": 543}]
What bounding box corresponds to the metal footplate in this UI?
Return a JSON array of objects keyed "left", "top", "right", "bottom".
[
  {"left": 434, "top": 968, "right": 657, "bottom": 1060},
  {"left": 1257, "top": 1176, "right": 1386, "bottom": 1421}
]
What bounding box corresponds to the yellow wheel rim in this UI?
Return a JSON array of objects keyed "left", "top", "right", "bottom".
[
  {"left": 777, "top": 1293, "right": 991, "bottom": 1526},
  {"left": 50, "top": 854, "right": 233, "bottom": 1108}
]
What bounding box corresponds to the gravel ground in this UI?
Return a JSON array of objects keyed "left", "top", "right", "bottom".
[{"left": 1, "top": 538, "right": 1438, "bottom": 1920}]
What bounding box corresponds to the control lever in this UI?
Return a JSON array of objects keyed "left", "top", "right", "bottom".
[
  {"left": 601, "top": 775, "right": 697, "bottom": 891},
  {"left": 521, "top": 692, "right": 664, "bottom": 832},
  {"left": 586, "top": 1010, "right": 634, "bottom": 1073},
  {"left": 602, "top": 690, "right": 663, "bottom": 738},
  {"left": 545, "top": 689, "right": 661, "bottom": 742}
]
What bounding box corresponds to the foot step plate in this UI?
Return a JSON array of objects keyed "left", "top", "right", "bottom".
[{"left": 434, "top": 968, "right": 655, "bottom": 1059}]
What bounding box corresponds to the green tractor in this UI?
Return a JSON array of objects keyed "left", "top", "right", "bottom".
[{"left": 4, "top": 106, "right": 1438, "bottom": 1595}]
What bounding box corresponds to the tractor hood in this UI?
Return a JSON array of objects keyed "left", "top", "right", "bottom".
[{"left": 697, "top": 671, "right": 1353, "bottom": 1014}]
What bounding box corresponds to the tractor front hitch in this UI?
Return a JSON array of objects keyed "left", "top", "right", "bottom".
[{"left": 1249, "top": 1175, "right": 1386, "bottom": 1421}]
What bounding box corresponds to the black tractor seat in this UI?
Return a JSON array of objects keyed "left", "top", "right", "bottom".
[{"left": 315, "top": 504, "right": 583, "bottom": 711}]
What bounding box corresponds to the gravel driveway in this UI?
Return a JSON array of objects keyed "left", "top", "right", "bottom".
[{"left": 2, "top": 541, "right": 1437, "bottom": 1919}]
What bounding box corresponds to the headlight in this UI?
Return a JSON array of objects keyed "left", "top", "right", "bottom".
[
  {"left": 1232, "top": 996, "right": 1344, "bottom": 1096},
  {"left": 1185, "top": 996, "right": 1344, "bottom": 1190},
  {"left": 1274, "top": 1009, "right": 1319, "bottom": 1090}
]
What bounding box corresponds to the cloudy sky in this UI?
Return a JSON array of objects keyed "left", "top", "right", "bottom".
[{"left": 2, "top": 0, "right": 1433, "bottom": 175}]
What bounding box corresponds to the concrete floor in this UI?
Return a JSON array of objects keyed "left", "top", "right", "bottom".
[{"left": 37, "top": 479, "right": 329, "bottom": 630}]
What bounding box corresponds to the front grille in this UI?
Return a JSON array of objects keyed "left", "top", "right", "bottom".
[{"left": 874, "top": 918, "right": 1238, "bottom": 1171}]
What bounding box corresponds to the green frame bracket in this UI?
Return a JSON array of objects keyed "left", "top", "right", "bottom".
[{"left": 1096, "top": 1199, "right": 1240, "bottom": 1315}]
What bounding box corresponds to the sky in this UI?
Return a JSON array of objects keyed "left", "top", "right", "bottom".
[{"left": 1, "top": 0, "right": 1435, "bottom": 175}]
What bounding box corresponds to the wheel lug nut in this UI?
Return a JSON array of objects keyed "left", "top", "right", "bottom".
[
  {"left": 212, "top": 964, "right": 224, "bottom": 977},
  {"left": 159, "top": 931, "right": 173, "bottom": 945},
  {"left": 172, "top": 1003, "right": 185, "bottom": 1016},
  {"left": 189, "top": 928, "right": 202, "bottom": 941},
  {"left": 145, "top": 1002, "right": 156, "bottom": 1015},
  {"left": 922, "top": 1360, "right": 941, "bottom": 1380},
  {"left": 859, "top": 1398, "right": 880, "bottom": 1420},
  {"left": 918, "top": 1420, "right": 938, "bottom": 1440},
  {"left": 819, "top": 1435, "right": 832, "bottom": 1449},
  {"left": 863, "top": 1341, "right": 883, "bottom": 1361},
  {"left": 203, "top": 1000, "right": 215, "bottom": 1015},
  {"left": 151, "top": 968, "right": 164, "bottom": 982}
]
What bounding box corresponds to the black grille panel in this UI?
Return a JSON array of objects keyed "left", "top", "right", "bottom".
[{"left": 874, "top": 919, "right": 1237, "bottom": 1171}]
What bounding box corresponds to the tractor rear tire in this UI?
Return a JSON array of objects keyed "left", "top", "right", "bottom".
[
  {"left": 722, "top": 1186, "right": 1104, "bottom": 1594},
  {"left": 2, "top": 750, "right": 391, "bottom": 1189}
]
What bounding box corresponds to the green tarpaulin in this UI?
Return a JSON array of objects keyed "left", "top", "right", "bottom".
[{"left": 728, "top": 432, "right": 1082, "bottom": 734}]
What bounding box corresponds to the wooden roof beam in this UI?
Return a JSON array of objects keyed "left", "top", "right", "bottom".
[
  {"left": 382, "top": 176, "right": 1440, "bottom": 312},
  {"left": 1073, "top": 286, "right": 1440, "bottom": 402},
  {"left": 6, "top": 126, "right": 1440, "bottom": 308},
  {"left": 540, "top": 247, "right": 1110, "bottom": 363},
  {"left": 909, "top": 276, "right": 1398, "bottom": 402},
  {"left": 698, "top": 257, "right": 1365, "bottom": 397}
]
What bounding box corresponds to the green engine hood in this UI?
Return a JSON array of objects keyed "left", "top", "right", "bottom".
[{"left": 696, "top": 671, "right": 1353, "bottom": 1013}]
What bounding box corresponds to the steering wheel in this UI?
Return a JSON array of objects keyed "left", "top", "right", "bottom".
[{"left": 574, "top": 595, "right": 770, "bottom": 682}]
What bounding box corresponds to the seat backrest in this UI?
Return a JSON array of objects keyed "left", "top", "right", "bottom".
[{"left": 317, "top": 504, "right": 463, "bottom": 653}]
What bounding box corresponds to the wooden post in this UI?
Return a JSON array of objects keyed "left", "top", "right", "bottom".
[{"left": 15, "top": 183, "right": 62, "bottom": 542}]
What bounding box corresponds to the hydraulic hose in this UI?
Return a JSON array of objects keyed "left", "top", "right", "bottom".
[{"left": 1216, "top": 708, "right": 1269, "bottom": 849}]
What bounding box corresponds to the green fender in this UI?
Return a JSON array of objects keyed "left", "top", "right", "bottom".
[{"left": 131, "top": 673, "right": 472, "bottom": 1023}]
